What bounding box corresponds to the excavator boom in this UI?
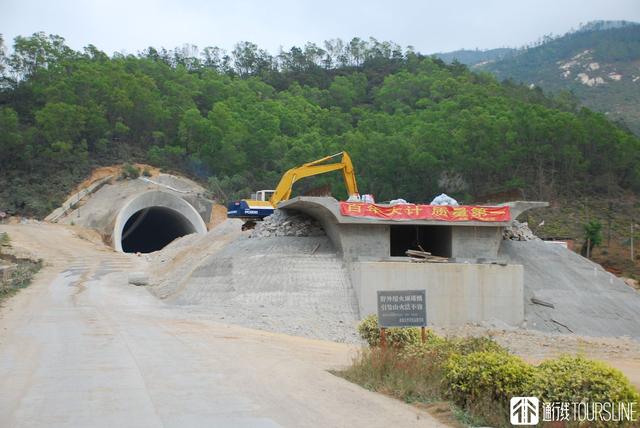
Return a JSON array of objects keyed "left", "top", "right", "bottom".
[{"left": 269, "top": 152, "right": 358, "bottom": 206}]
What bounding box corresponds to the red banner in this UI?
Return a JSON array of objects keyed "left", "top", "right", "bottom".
[{"left": 339, "top": 202, "right": 510, "bottom": 222}]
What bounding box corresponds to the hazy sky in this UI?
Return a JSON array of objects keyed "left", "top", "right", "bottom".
[{"left": 2, "top": 0, "right": 640, "bottom": 55}]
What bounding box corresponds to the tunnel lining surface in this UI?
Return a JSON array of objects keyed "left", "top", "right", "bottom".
[{"left": 113, "top": 190, "right": 207, "bottom": 253}]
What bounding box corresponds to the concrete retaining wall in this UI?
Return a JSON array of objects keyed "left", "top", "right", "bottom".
[
  {"left": 451, "top": 226, "right": 503, "bottom": 261},
  {"left": 350, "top": 261, "right": 524, "bottom": 327}
]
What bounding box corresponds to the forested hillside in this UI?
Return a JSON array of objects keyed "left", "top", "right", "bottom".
[
  {"left": 1, "top": 33, "right": 640, "bottom": 217},
  {"left": 475, "top": 21, "right": 640, "bottom": 134}
]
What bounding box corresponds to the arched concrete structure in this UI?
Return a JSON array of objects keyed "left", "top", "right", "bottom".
[
  {"left": 113, "top": 190, "right": 207, "bottom": 253},
  {"left": 278, "top": 197, "right": 549, "bottom": 262}
]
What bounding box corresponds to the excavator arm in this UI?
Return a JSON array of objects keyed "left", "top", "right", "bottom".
[{"left": 269, "top": 152, "right": 358, "bottom": 206}]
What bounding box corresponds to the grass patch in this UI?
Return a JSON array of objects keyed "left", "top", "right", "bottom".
[
  {"left": 335, "top": 316, "right": 640, "bottom": 427},
  {"left": 0, "top": 233, "right": 43, "bottom": 302},
  {"left": 119, "top": 163, "right": 140, "bottom": 180}
]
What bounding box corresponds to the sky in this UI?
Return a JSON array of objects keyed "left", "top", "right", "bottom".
[{"left": 2, "top": 0, "right": 640, "bottom": 55}]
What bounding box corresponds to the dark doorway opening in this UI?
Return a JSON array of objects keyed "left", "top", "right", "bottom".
[
  {"left": 121, "top": 207, "right": 196, "bottom": 253},
  {"left": 390, "top": 225, "right": 452, "bottom": 257}
]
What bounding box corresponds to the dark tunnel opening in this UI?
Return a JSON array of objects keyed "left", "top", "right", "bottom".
[
  {"left": 121, "top": 206, "right": 197, "bottom": 253},
  {"left": 390, "top": 225, "right": 452, "bottom": 258}
]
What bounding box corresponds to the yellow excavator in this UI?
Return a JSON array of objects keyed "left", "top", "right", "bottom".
[{"left": 226, "top": 151, "right": 358, "bottom": 224}]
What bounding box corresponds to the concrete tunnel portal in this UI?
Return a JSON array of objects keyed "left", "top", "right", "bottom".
[{"left": 113, "top": 190, "right": 207, "bottom": 253}]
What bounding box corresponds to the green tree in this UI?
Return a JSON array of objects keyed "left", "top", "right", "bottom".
[
  {"left": 0, "top": 107, "right": 24, "bottom": 163},
  {"left": 9, "top": 32, "right": 75, "bottom": 80},
  {"left": 35, "top": 102, "right": 86, "bottom": 163},
  {"left": 581, "top": 220, "right": 603, "bottom": 258},
  {"left": 178, "top": 108, "right": 213, "bottom": 155},
  {"left": 328, "top": 73, "right": 367, "bottom": 111}
]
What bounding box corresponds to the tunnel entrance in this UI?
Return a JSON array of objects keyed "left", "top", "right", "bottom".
[
  {"left": 121, "top": 207, "right": 197, "bottom": 253},
  {"left": 390, "top": 225, "right": 452, "bottom": 258}
]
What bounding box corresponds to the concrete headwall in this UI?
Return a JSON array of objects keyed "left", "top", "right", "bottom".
[
  {"left": 52, "top": 174, "right": 215, "bottom": 237},
  {"left": 279, "top": 197, "right": 547, "bottom": 263},
  {"left": 113, "top": 190, "right": 207, "bottom": 252},
  {"left": 277, "top": 196, "right": 545, "bottom": 327},
  {"left": 351, "top": 261, "right": 524, "bottom": 326}
]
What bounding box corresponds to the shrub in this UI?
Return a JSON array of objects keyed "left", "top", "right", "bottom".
[
  {"left": 451, "top": 336, "right": 508, "bottom": 355},
  {"left": 444, "top": 351, "right": 538, "bottom": 409},
  {"left": 357, "top": 314, "right": 420, "bottom": 348},
  {"left": 345, "top": 318, "right": 640, "bottom": 427},
  {"left": 537, "top": 355, "right": 640, "bottom": 404},
  {"left": 0, "top": 232, "right": 10, "bottom": 247},
  {"left": 347, "top": 316, "right": 640, "bottom": 427},
  {"left": 142, "top": 167, "right": 152, "bottom": 177},
  {"left": 399, "top": 334, "right": 506, "bottom": 362},
  {"left": 399, "top": 335, "right": 450, "bottom": 362},
  {"left": 120, "top": 163, "right": 140, "bottom": 180}
]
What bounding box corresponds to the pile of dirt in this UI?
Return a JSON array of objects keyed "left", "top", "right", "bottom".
[
  {"left": 208, "top": 204, "right": 229, "bottom": 229},
  {"left": 622, "top": 277, "right": 639, "bottom": 290},
  {"left": 70, "top": 163, "right": 161, "bottom": 195},
  {"left": 500, "top": 239, "right": 640, "bottom": 339}
]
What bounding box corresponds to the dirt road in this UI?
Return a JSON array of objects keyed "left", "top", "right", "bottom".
[{"left": 0, "top": 223, "right": 445, "bottom": 428}]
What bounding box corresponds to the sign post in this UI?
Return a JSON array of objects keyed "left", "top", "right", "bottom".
[{"left": 377, "top": 290, "right": 427, "bottom": 349}]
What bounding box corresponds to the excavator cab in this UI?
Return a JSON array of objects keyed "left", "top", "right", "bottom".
[{"left": 252, "top": 190, "right": 275, "bottom": 202}]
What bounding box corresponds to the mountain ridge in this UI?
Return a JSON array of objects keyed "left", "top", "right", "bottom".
[{"left": 434, "top": 21, "right": 640, "bottom": 134}]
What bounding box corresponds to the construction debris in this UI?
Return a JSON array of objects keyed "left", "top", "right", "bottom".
[
  {"left": 405, "top": 249, "right": 449, "bottom": 263},
  {"left": 503, "top": 220, "right": 540, "bottom": 241},
  {"left": 430, "top": 193, "right": 459, "bottom": 206},
  {"left": 250, "top": 210, "right": 325, "bottom": 238},
  {"left": 531, "top": 297, "right": 555, "bottom": 309},
  {"left": 389, "top": 199, "right": 408, "bottom": 205}
]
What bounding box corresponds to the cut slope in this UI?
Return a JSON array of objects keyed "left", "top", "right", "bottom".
[{"left": 500, "top": 240, "right": 640, "bottom": 338}]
